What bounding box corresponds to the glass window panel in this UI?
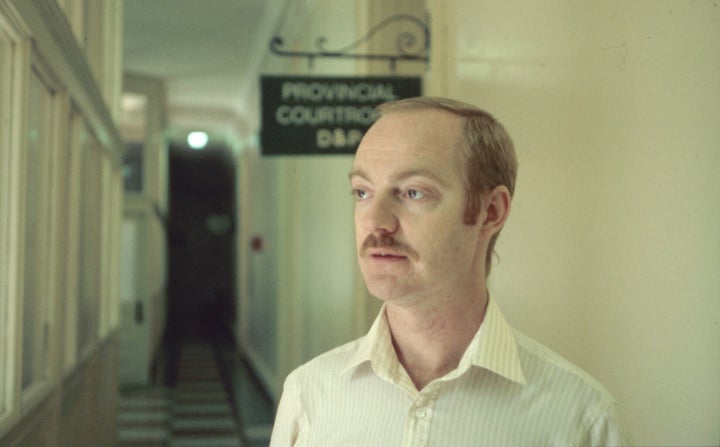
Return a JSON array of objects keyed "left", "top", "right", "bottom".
[
  {"left": 21, "top": 69, "right": 53, "bottom": 391},
  {"left": 99, "top": 156, "right": 112, "bottom": 337},
  {"left": 77, "top": 131, "right": 102, "bottom": 356},
  {"left": 62, "top": 109, "right": 82, "bottom": 374},
  {"left": 109, "top": 174, "right": 122, "bottom": 329}
]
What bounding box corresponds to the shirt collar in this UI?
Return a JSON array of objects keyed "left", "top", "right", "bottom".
[
  {"left": 341, "top": 303, "right": 397, "bottom": 380},
  {"left": 341, "top": 297, "right": 527, "bottom": 386},
  {"left": 459, "top": 297, "right": 527, "bottom": 385}
]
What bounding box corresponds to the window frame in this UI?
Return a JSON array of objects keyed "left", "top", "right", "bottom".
[
  {"left": 18, "top": 49, "right": 64, "bottom": 414},
  {"left": 1, "top": 0, "right": 125, "bottom": 438},
  {"left": 0, "top": 7, "right": 28, "bottom": 437},
  {"left": 61, "top": 107, "right": 83, "bottom": 377},
  {"left": 76, "top": 122, "right": 104, "bottom": 362}
]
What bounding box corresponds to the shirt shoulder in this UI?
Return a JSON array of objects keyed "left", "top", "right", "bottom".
[
  {"left": 513, "top": 329, "right": 616, "bottom": 404},
  {"left": 509, "top": 330, "right": 635, "bottom": 444}
]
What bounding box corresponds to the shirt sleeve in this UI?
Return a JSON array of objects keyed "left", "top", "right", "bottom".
[
  {"left": 270, "top": 370, "right": 307, "bottom": 447},
  {"left": 584, "top": 402, "right": 634, "bottom": 447}
]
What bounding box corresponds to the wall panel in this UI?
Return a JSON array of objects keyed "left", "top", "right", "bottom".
[{"left": 433, "top": 0, "right": 720, "bottom": 444}]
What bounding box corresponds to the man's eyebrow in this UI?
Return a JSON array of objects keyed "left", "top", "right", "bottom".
[
  {"left": 348, "top": 168, "right": 449, "bottom": 186},
  {"left": 348, "top": 168, "right": 368, "bottom": 181},
  {"left": 394, "top": 169, "right": 448, "bottom": 185}
]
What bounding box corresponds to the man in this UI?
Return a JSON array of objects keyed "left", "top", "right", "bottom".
[{"left": 270, "top": 97, "right": 632, "bottom": 446}]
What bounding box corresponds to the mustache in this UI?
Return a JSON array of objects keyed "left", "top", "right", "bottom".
[{"left": 360, "top": 233, "right": 418, "bottom": 259}]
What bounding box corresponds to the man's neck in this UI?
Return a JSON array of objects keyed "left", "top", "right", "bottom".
[{"left": 385, "top": 290, "right": 489, "bottom": 391}]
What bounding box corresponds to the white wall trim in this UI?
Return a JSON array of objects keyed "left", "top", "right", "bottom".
[{"left": 239, "top": 337, "right": 281, "bottom": 404}]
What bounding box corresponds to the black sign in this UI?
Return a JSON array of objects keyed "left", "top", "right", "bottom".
[{"left": 260, "top": 76, "right": 422, "bottom": 155}]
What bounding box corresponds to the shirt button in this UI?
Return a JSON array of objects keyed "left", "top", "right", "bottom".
[{"left": 415, "top": 408, "right": 427, "bottom": 418}]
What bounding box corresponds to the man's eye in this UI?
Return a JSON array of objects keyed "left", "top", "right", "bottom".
[
  {"left": 353, "top": 189, "right": 369, "bottom": 200},
  {"left": 406, "top": 189, "right": 425, "bottom": 200}
]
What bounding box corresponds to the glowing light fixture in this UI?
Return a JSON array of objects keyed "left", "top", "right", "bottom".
[{"left": 187, "top": 131, "right": 209, "bottom": 150}]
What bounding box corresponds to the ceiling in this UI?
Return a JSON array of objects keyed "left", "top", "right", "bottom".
[{"left": 122, "top": 0, "right": 289, "bottom": 146}]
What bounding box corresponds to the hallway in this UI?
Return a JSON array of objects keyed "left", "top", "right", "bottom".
[
  {"left": 2, "top": 2, "right": 718, "bottom": 445},
  {"left": 117, "top": 336, "right": 273, "bottom": 447}
]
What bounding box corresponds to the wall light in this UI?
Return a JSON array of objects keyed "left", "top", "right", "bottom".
[{"left": 187, "top": 131, "right": 209, "bottom": 150}]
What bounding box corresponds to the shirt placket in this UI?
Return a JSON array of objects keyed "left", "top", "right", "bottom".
[{"left": 401, "top": 386, "right": 439, "bottom": 447}]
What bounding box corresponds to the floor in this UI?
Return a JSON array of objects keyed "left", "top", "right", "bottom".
[{"left": 117, "top": 336, "right": 274, "bottom": 447}]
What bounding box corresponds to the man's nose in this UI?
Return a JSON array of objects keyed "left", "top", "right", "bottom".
[{"left": 361, "top": 194, "right": 399, "bottom": 234}]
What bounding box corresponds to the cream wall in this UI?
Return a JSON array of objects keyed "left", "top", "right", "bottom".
[
  {"left": 239, "top": 0, "right": 363, "bottom": 398},
  {"left": 239, "top": 0, "right": 427, "bottom": 398},
  {"left": 429, "top": 1, "right": 719, "bottom": 445},
  {"left": 239, "top": 0, "right": 719, "bottom": 444}
]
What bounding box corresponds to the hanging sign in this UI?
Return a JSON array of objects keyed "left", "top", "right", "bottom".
[{"left": 260, "top": 76, "right": 422, "bottom": 155}]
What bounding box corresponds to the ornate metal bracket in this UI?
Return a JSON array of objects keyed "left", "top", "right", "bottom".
[{"left": 269, "top": 14, "right": 429, "bottom": 72}]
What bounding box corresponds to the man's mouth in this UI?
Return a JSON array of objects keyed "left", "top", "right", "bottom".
[{"left": 369, "top": 250, "right": 407, "bottom": 260}]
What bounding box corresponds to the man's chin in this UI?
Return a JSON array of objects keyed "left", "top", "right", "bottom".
[{"left": 364, "top": 278, "right": 409, "bottom": 303}]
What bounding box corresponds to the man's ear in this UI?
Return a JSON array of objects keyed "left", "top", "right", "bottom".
[{"left": 480, "top": 185, "right": 512, "bottom": 237}]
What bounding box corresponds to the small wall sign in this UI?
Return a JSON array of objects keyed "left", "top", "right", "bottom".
[{"left": 260, "top": 76, "right": 422, "bottom": 155}]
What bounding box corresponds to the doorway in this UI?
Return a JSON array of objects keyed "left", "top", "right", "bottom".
[{"left": 166, "top": 142, "right": 236, "bottom": 341}]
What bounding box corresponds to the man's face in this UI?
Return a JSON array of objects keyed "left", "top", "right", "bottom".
[{"left": 350, "top": 109, "right": 486, "bottom": 304}]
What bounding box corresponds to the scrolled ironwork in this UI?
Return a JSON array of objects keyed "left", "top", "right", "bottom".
[{"left": 269, "top": 14, "right": 429, "bottom": 71}]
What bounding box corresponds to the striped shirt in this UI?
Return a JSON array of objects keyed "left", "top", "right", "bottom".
[{"left": 270, "top": 298, "right": 632, "bottom": 446}]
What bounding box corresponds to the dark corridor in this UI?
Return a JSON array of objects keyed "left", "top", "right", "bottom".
[
  {"left": 167, "top": 143, "right": 237, "bottom": 340},
  {"left": 145, "top": 143, "right": 274, "bottom": 447}
]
